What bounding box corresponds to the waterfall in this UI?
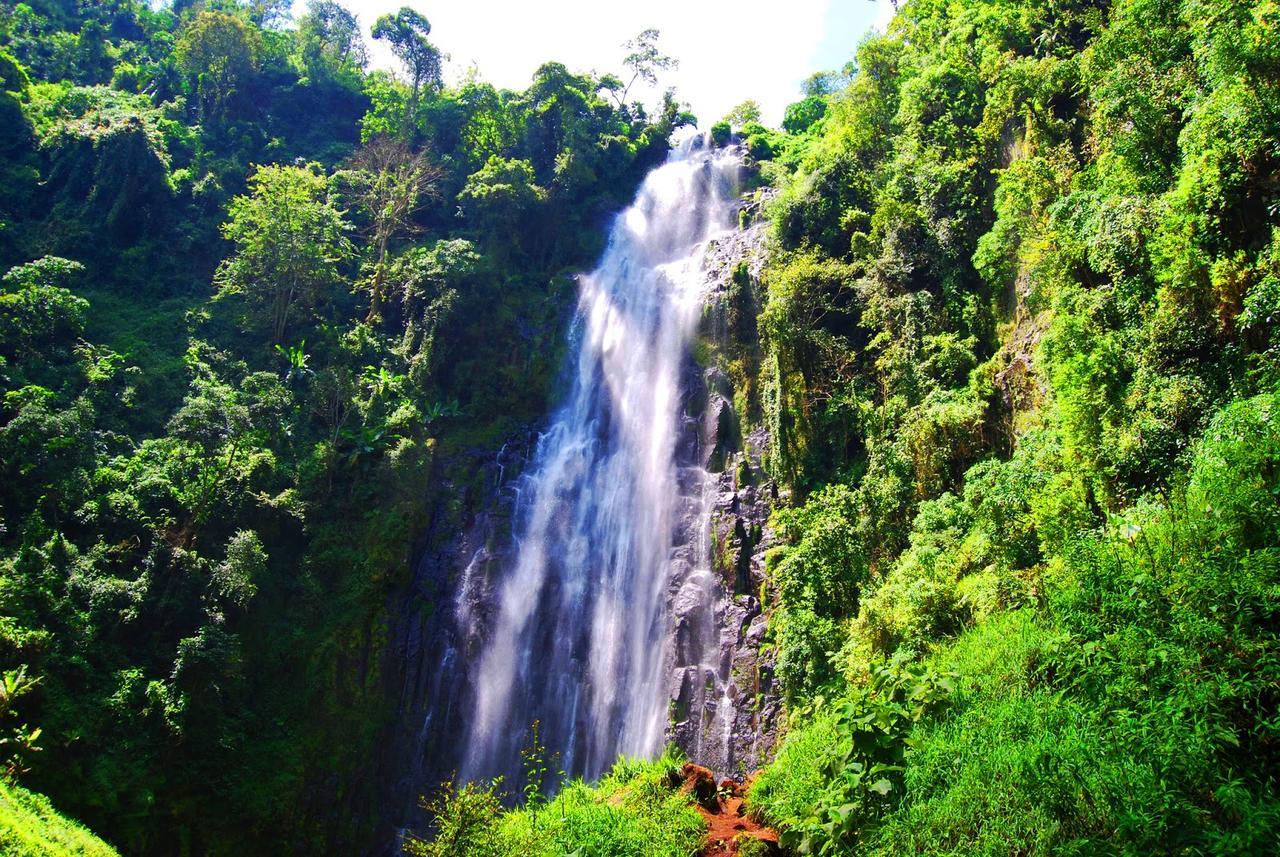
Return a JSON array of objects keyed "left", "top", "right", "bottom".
[
  {"left": 388, "top": 135, "right": 772, "bottom": 841},
  {"left": 459, "top": 134, "right": 742, "bottom": 785}
]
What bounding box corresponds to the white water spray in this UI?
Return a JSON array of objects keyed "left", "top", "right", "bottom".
[{"left": 459, "top": 135, "right": 742, "bottom": 784}]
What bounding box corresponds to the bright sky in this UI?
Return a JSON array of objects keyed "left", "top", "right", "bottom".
[{"left": 292, "top": 0, "right": 896, "bottom": 126}]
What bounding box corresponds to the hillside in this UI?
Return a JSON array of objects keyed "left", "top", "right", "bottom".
[{"left": 0, "top": 781, "right": 117, "bottom": 857}]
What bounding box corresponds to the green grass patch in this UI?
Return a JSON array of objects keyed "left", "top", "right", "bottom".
[{"left": 0, "top": 781, "right": 118, "bottom": 857}]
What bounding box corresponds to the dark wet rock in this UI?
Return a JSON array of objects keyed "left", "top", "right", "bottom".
[
  {"left": 665, "top": 211, "right": 780, "bottom": 781},
  {"left": 378, "top": 432, "right": 536, "bottom": 840},
  {"left": 680, "top": 763, "right": 719, "bottom": 811}
]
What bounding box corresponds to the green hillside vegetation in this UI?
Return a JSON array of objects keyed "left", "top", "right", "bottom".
[
  {"left": 0, "top": 780, "right": 117, "bottom": 857},
  {"left": 734, "top": 0, "right": 1280, "bottom": 852},
  {"left": 2, "top": 0, "right": 1278, "bottom": 854}
]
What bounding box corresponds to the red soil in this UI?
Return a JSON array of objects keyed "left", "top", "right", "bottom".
[{"left": 679, "top": 765, "right": 780, "bottom": 856}]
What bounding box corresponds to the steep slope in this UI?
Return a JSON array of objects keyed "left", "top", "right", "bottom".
[
  {"left": 0, "top": 781, "right": 118, "bottom": 857},
  {"left": 733, "top": 0, "right": 1280, "bottom": 852}
]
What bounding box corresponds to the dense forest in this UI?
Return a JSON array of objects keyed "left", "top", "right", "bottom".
[
  {"left": 0, "top": 0, "right": 688, "bottom": 852},
  {"left": 2, "top": 0, "right": 1278, "bottom": 855}
]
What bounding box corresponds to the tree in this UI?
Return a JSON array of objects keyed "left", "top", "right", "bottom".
[
  {"left": 618, "top": 28, "right": 677, "bottom": 106},
  {"left": 392, "top": 238, "right": 479, "bottom": 382},
  {"left": 297, "top": 0, "right": 367, "bottom": 84},
  {"left": 521, "top": 62, "right": 598, "bottom": 179},
  {"left": 247, "top": 0, "right": 292, "bottom": 29},
  {"left": 372, "top": 7, "right": 442, "bottom": 133},
  {"left": 723, "top": 99, "right": 762, "bottom": 128},
  {"left": 457, "top": 156, "right": 544, "bottom": 238},
  {"left": 215, "top": 164, "right": 353, "bottom": 342},
  {"left": 802, "top": 70, "right": 844, "bottom": 97},
  {"left": 210, "top": 530, "right": 265, "bottom": 613},
  {"left": 0, "top": 257, "right": 87, "bottom": 362},
  {"left": 783, "top": 95, "right": 827, "bottom": 135},
  {"left": 176, "top": 11, "right": 262, "bottom": 125},
  {"left": 340, "top": 138, "right": 442, "bottom": 323}
]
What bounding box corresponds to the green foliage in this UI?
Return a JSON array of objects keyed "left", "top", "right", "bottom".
[
  {"left": 406, "top": 751, "right": 705, "bottom": 857},
  {"left": 0, "top": 664, "right": 42, "bottom": 778},
  {"left": 406, "top": 779, "right": 506, "bottom": 857},
  {"left": 295, "top": 0, "right": 366, "bottom": 87},
  {"left": 176, "top": 11, "right": 262, "bottom": 125},
  {"left": 769, "top": 484, "right": 868, "bottom": 699},
  {"left": 0, "top": 780, "right": 118, "bottom": 857},
  {"left": 709, "top": 120, "right": 731, "bottom": 147},
  {"left": 23, "top": 83, "right": 177, "bottom": 249},
  {"left": 458, "top": 156, "right": 545, "bottom": 237},
  {"left": 0, "top": 257, "right": 87, "bottom": 362},
  {"left": 618, "top": 28, "right": 677, "bottom": 107},
  {"left": 216, "top": 163, "right": 354, "bottom": 342},
  {"left": 782, "top": 95, "right": 826, "bottom": 135},
  {"left": 747, "top": 710, "right": 840, "bottom": 831},
  {"left": 772, "top": 657, "right": 953, "bottom": 855},
  {"left": 9, "top": 0, "right": 1278, "bottom": 854},
  {"left": 757, "top": 392, "right": 1280, "bottom": 852},
  {"left": 0, "top": 4, "right": 686, "bottom": 854},
  {"left": 723, "top": 99, "right": 762, "bottom": 128},
  {"left": 745, "top": 0, "right": 1280, "bottom": 853},
  {"left": 372, "top": 6, "right": 440, "bottom": 124}
]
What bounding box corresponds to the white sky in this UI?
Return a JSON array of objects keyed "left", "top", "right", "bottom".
[{"left": 292, "top": 0, "right": 896, "bottom": 125}]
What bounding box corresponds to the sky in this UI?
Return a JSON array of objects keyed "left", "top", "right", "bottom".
[{"left": 292, "top": 0, "right": 896, "bottom": 125}]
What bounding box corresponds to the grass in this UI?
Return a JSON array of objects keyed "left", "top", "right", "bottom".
[
  {"left": 746, "top": 709, "right": 839, "bottom": 828},
  {"left": 0, "top": 780, "right": 118, "bottom": 857},
  {"left": 500, "top": 751, "right": 706, "bottom": 857}
]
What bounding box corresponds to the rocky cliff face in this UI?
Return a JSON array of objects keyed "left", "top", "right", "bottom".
[
  {"left": 379, "top": 433, "right": 534, "bottom": 845},
  {"left": 666, "top": 204, "right": 781, "bottom": 778},
  {"left": 379, "top": 170, "right": 780, "bottom": 846}
]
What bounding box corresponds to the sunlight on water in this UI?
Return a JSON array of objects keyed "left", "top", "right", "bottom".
[{"left": 458, "top": 134, "right": 741, "bottom": 784}]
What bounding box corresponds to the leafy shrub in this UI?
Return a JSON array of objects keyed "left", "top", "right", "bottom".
[
  {"left": 754, "top": 656, "right": 953, "bottom": 856},
  {"left": 412, "top": 751, "right": 704, "bottom": 857},
  {"left": 768, "top": 485, "right": 869, "bottom": 699},
  {"left": 710, "top": 120, "right": 731, "bottom": 147}
]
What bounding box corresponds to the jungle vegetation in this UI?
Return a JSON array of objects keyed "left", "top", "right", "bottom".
[
  {"left": 0, "top": 0, "right": 689, "bottom": 852},
  {"left": 740, "top": 0, "right": 1280, "bottom": 853},
  {"left": 2, "top": 0, "right": 1279, "bottom": 854}
]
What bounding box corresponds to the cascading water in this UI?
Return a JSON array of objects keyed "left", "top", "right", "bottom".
[
  {"left": 388, "top": 135, "right": 778, "bottom": 843},
  {"left": 461, "top": 134, "right": 741, "bottom": 785}
]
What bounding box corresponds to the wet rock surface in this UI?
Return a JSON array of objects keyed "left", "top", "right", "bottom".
[
  {"left": 666, "top": 419, "right": 780, "bottom": 780},
  {"left": 380, "top": 435, "right": 534, "bottom": 840},
  {"left": 665, "top": 207, "right": 781, "bottom": 780}
]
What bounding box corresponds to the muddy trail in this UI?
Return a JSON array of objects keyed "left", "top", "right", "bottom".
[{"left": 678, "top": 764, "right": 780, "bottom": 856}]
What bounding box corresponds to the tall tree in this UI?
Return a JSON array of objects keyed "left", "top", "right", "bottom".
[
  {"left": 176, "top": 10, "right": 262, "bottom": 125},
  {"left": 723, "top": 99, "right": 762, "bottom": 127},
  {"left": 372, "top": 7, "right": 442, "bottom": 135},
  {"left": 297, "top": 0, "right": 367, "bottom": 84},
  {"left": 341, "top": 138, "right": 441, "bottom": 322},
  {"left": 215, "top": 165, "right": 353, "bottom": 342},
  {"left": 618, "top": 28, "right": 676, "bottom": 106}
]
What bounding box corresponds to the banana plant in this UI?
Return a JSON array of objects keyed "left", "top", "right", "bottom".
[{"left": 274, "top": 339, "right": 313, "bottom": 386}]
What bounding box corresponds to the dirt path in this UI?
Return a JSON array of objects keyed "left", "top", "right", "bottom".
[{"left": 678, "top": 764, "right": 780, "bottom": 856}]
